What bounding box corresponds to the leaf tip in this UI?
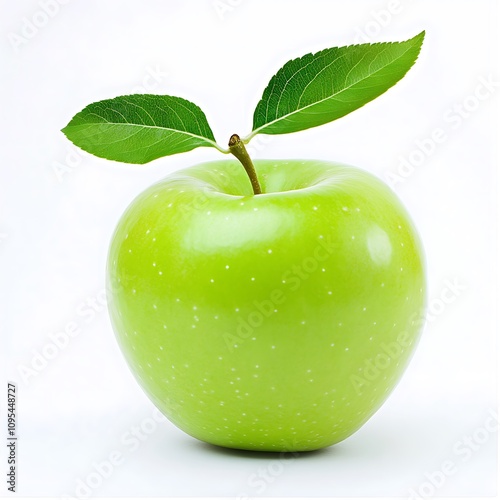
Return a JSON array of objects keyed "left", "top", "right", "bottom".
[{"left": 413, "top": 30, "right": 426, "bottom": 46}]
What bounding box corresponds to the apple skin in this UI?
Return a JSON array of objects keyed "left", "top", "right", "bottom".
[{"left": 107, "top": 159, "right": 426, "bottom": 452}]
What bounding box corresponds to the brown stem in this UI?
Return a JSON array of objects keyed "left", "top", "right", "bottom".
[{"left": 228, "top": 134, "right": 262, "bottom": 195}]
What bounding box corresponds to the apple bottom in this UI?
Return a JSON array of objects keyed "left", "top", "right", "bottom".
[{"left": 107, "top": 159, "right": 426, "bottom": 452}]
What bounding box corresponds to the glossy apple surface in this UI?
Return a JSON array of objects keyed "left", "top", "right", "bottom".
[{"left": 107, "top": 159, "right": 426, "bottom": 452}]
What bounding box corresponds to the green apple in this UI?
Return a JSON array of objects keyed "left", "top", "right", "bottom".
[{"left": 107, "top": 158, "right": 426, "bottom": 452}]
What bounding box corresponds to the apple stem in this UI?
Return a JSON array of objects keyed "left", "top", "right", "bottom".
[{"left": 228, "top": 134, "right": 262, "bottom": 195}]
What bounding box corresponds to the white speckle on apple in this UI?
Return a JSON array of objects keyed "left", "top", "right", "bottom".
[
  {"left": 253, "top": 208, "right": 258, "bottom": 211},
  {"left": 330, "top": 343, "right": 335, "bottom": 347},
  {"left": 194, "top": 316, "right": 199, "bottom": 322},
  {"left": 210, "top": 278, "right": 214, "bottom": 283},
  {"left": 342, "top": 206, "right": 349, "bottom": 211},
  {"left": 313, "top": 206, "right": 318, "bottom": 211},
  {"left": 133, "top": 331, "right": 137, "bottom": 336},
  {"left": 152, "top": 262, "right": 156, "bottom": 267},
  {"left": 158, "top": 271, "right": 163, "bottom": 276},
  {"left": 274, "top": 309, "right": 278, "bottom": 313},
  {"left": 167, "top": 203, "right": 172, "bottom": 208},
  {"left": 214, "top": 315, "right": 219, "bottom": 320},
  {"left": 351, "top": 235, "right": 355, "bottom": 240},
  {"left": 271, "top": 345, "right": 276, "bottom": 349},
  {"left": 152, "top": 237, "right": 156, "bottom": 242},
  {"left": 301, "top": 320, "right": 306, "bottom": 325},
  {"left": 345, "top": 347, "right": 349, "bottom": 351},
  {"left": 146, "top": 229, "right": 150, "bottom": 235},
  {"left": 251, "top": 277, "right": 255, "bottom": 281},
  {"left": 191, "top": 324, "right": 196, "bottom": 329},
  {"left": 132, "top": 289, "right": 136, "bottom": 294},
  {"left": 240, "top": 202, "right": 245, "bottom": 206},
  {"left": 153, "top": 304, "right": 157, "bottom": 310},
  {"left": 225, "top": 265, "right": 230, "bottom": 269},
  {"left": 235, "top": 308, "right": 239, "bottom": 312},
  {"left": 159, "top": 346, "right": 164, "bottom": 350},
  {"left": 124, "top": 233, "right": 128, "bottom": 239},
  {"left": 318, "top": 234, "right": 324, "bottom": 239},
  {"left": 363, "top": 307, "right": 367, "bottom": 311},
  {"left": 128, "top": 249, "right": 132, "bottom": 253},
  {"left": 267, "top": 249, "right": 273, "bottom": 254},
  {"left": 369, "top": 336, "right": 373, "bottom": 341},
  {"left": 192, "top": 305, "right": 197, "bottom": 310},
  {"left": 327, "top": 291, "right": 332, "bottom": 295},
  {"left": 338, "top": 322, "right": 343, "bottom": 326},
  {"left": 156, "top": 357, "right": 161, "bottom": 362},
  {"left": 321, "top": 268, "right": 326, "bottom": 272}
]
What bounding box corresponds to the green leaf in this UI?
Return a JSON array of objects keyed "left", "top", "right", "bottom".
[
  {"left": 249, "top": 31, "right": 425, "bottom": 138},
  {"left": 62, "top": 94, "right": 222, "bottom": 164}
]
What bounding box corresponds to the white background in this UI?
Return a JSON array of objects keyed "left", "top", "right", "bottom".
[{"left": 1, "top": 0, "right": 498, "bottom": 498}]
